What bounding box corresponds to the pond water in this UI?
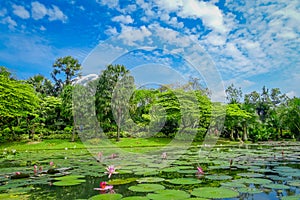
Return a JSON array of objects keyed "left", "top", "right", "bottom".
[{"left": 1, "top": 142, "right": 300, "bottom": 200}]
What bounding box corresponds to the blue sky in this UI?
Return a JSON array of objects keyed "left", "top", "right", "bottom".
[{"left": 0, "top": 0, "right": 299, "bottom": 100}]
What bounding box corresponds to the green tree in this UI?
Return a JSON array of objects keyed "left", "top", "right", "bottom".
[
  {"left": 225, "top": 84, "right": 242, "bottom": 104},
  {"left": 27, "top": 74, "right": 54, "bottom": 96},
  {"left": 95, "top": 64, "right": 134, "bottom": 140},
  {"left": 0, "top": 75, "right": 40, "bottom": 140},
  {"left": 51, "top": 56, "right": 82, "bottom": 95}
]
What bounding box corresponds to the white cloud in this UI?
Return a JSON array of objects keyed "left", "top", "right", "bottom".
[
  {"left": 12, "top": 4, "right": 30, "bottom": 19},
  {"left": 48, "top": 5, "right": 67, "bottom": 22},
  {"left": 96, "top": 0, "right": 119, "bottom": 9},
  {"left": 0, "top": 8, "right": 7, "bottom": 17},
  {"left": 118, "top": 25, "right": 152, "bottom": 46},
  {"left": 286, "top": 91, "right": 297, "bottom": 98},
  {"left": 31, "top": 1, "right": 67, "bottom": 22},
  {"left": 31, "top": 1, "right": 47, "bottom": 20},
  {"left": 1, "top": 16, "right": 17, "bottom": 30},
  {"left": 112, "top": 15, "right": 134, "bottom": 24},
  {"left": 40, "top": 25, "right": 46, "bottom": 31},
  {"left": 104, "top": 26, "right": 118, "bottom": 36}
]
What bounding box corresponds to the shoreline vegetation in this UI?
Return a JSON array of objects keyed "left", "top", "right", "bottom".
[{"left": 1, "top": 57, "right": 299, "bottom": 145}]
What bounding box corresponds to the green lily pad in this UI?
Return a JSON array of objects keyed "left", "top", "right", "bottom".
[
  {"left": 238, "top": 187, "right": 263, "bottom": 194},
  {"left": 287, "top": 180, "right": 300, "bottom": 187},
  {"left": 128, "top": 184, "right": 165, "bottom": 192},
  {"left": 281, "top": 195, "right": 300, "bottom": 200},
  {"left": 89, "top": 193, "right": 123, "bottom": 200},
  {"left": 234, "top": 178, "right": 272, "bottom": 185},
  {"left": 237, "top": 173, "right": 264, "bottom": 178},
  {"left": 52, "top": 179, "right": 86, "bottom": 186},
  {"left": 220, "top": 182, "right": 246, "bottom": 188},
  {"left": 137, "top": 177, "right": 165, "bottom": 183},
  {"left": 0, "top": 192, "right": 30, "bottom": 199},
  {"left": 205, "top": 175, "right": 232, "bottom": 180},
  {"left": 167, "top": 178, "right": 201, "bottom": 185},
  {"left": 121, "top": 197, "right": 149, "bottom": 200},
  {"left": 147, "top": 189, "right": 190, "bottom": 200},
  {"left": 191, "top": 187, "right": 239, "bottom": 199},
  {"left": 107, "top": 178, "right": 136, "bottom": 185},
  {"left": 263, "top": 184, "right": 290, "bottom": 189}
]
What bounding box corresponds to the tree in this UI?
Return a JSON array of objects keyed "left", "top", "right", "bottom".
[
  {"left": 95, "top": 64, "right": 134, "bottom": 141},
  {"left": 51, "top": 56, "right": 82, "bottom": 95},
  {"left": 27, "top": 74, "right": 54, "bottom": 96},
  {"left": 225, "top": 84, "right": 242, "bottom": 104},
  {"left": 0, "top": 75, "right": 40, "bottom": 140}
]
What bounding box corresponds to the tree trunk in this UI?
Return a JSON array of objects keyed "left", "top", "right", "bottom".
[
  {"left": 242, "top": 124, "right": 248, "bottom": 141},
  {"left": 230, "top": 129, "right": 234, "bottom": 141},
  {"left": 71, "top": 127, "right": 75, "bottom": 142}
]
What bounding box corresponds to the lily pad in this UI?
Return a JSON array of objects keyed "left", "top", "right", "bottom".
[
  {"left": 147, "top": 189, "right": 190, "bottom": 200},
  {"left": 205, "top": 175, "right": 232, "bottom": 180},
  {"left": 281, "top": 195, "right": 300, "bottom": 200},
  {"left": 89, "top": 193, "right": 123, "bottom": 200},
  {"left": 107, "top": 178, "right": 136, "bottom": 185},
  {"left": 263, "top": 184, "right": 290, "bottom": 189},
  {"left": 237, "top": 173, "right": 264, "bottom": 178},
  {"left": 220, "top": 182, "right": 246, "bottom": 188},
  {"left": 287, "top": 180, "right": 300, "bottom": 187},
  {"left": 128, "top": 184, "right": 165, "bottom": 192},
  {"left": 121, "top": 197, "right": 149, "bottom": 200},
  {"left": 167, "top": 178, "right": 201, "bottom": 185},
  {"left": 234, "top": 178, "right": 272, "bottom": 185},
  {"left": 137, "top": 177, "right": 165, "bottom": 183},
  {"left": 238, "top": 187, "right": 263, "bottom": 194},
  {"left": 191, "top": 187, "right": 239, "bottom": 199}
]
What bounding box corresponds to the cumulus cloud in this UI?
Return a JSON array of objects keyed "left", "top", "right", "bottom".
[
  {"left": 112, "top": 15, "right": 134, "bottom": 24},
  {"left": 118, "top": 25, "right": 152, "bottom": 46},
  {"left": 12, "top": 4, "right": 30, "bottom": 19},
  {"left": 1, "top": 16, "right": 17, "bottom": 30},
  {"left": 31, "top": 1, "right": 67, "bottom": 22},
  {"left": 96, "top": 0, "right": 119, "bottom": 9}
]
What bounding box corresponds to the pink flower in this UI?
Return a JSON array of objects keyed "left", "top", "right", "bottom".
[
  {"left": 110, "top": 153, "right": 117, "bottom": 159},
  {"left": 197, "top": 166, "right": 204, "bottom": 175},
  {"left": 105, "top": 165, "right": 118, "bottom": 178},
  {"left": 34, "top": 165, "right": 38, "bottom": 169},
  {"left": 15, "top": 172, "right": 21, "bottom": 175},
  {"left": 97, "top": 152, "right": 103, "bottom": 161},
  {"left": 34, "top": 165, "right": 38, "bottom": 174},
  {"left": 94, "top": 182, "right": 113, "bottom": 191},
  {"left": 50, "top": 161, "right": 54, "bottom": 167},
  {"left": 39, "top": 166, "right": 43, "bottom": 172}
]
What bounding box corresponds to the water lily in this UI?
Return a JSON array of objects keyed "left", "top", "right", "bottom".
[
  {"left": 110, "top": 153, "right": 117, "bottom": 159},
  {"left": 161, "top": 152, "right": 167, "bottom": 160},
  {"left": 15, "top": 172, "right": 21, "bottom": 175},
  {"left": 94, "top": 182, "right": 113, "bottom": 191},
  {"left": 50, "top": 161, "right": 54, "bottom": 167},
  {"left": 105, "top": 165, "right": 118, "bottom": 178},
  {"left": 34, "top": 165, "right": 38, "bottom": 174},
  {"left": 97, "top": 152, "right": 103, "bottom": 162},
  {"left": 197, "top": 166, "right": 204, "bottom": 175}
]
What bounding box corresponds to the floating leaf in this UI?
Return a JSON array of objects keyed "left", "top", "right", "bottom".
[
  {"left": 89, "top": 193, "right": 123, "bottom": 200},
  {"left": 221, "top": 182, "right": 246, "bottom": 188},
  {"left": 205, "top": 175, "right": 232, "bottom": 180},
  {"left": 137, "top": 177, "right": 165, "bottom": 183},
  {"left": 128, "top": 184, "right": 165, "bottom": 192},
  {"left": 107, "top": 178, "right": 136, "bottom": 185},
  {"left": 281, "top": 195, "right": 300, "bottom": 200},
  {"left": 167, "top": 178, "right": 201, "bottom": 185},
  {"left": 234, "top": 178, "right": 272, "bottom": 185},
  {"left": 52, "top": 179, "right": 86, "bottom": 186},
  {"left": 263, "top": 184, "right": 290, "bottom": 190},
  {"left": 121, "top": 196, "right": 149, "bottom": 200},
  {"left": 238, "top": 187, "right": 263, "bottom": 194},
  {"left": 237, "top": 173, "right": 264, "bottom": 178},
  {"left": 147, "top": 189, "right": 190, "bottom": 200},
  {"left": 191, "top": 187, "right": 239, "bottom": 199},
  {"left": 287, "top": 180, "right": 300, "bottom": 187}
]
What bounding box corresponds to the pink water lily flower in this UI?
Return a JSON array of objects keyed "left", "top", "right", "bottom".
[
  {"left": 94, "top": 182, "right": 113, "bottom": 191},
  {"left": 15, "top": 172, "right": 21, "bottom": 175},
  {"left": 197, "top": 166, "right": 204, "bottom": 175},
  {"left": 105, "top": 165, "right": 118, "bottom": 178}
]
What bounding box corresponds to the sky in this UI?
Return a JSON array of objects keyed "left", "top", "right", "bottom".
[{"left": 0, "top": 0, "right": 299, "bottom": 101}]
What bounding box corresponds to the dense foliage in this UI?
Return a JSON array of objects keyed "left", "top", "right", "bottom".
[{"left": 0, "top": 57, "right": 299, "bottom": 143}]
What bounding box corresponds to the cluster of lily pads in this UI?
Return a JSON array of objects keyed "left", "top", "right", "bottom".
[{"left": 1, "top": 141, "right": 300, "bottom": 199}]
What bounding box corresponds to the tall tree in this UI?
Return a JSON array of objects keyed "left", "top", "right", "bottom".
[
  {"left": 225, "top": 84, "right": 243, "bottom": 104},
  {"left": 95, "top": 64, "right": 134, "bottom": 141},
  {"left": 51, "top": 56, "right": 82, "bottom": 95},
  {"left": 27, "top": 74, "right": 54, "bottom": 96}
]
